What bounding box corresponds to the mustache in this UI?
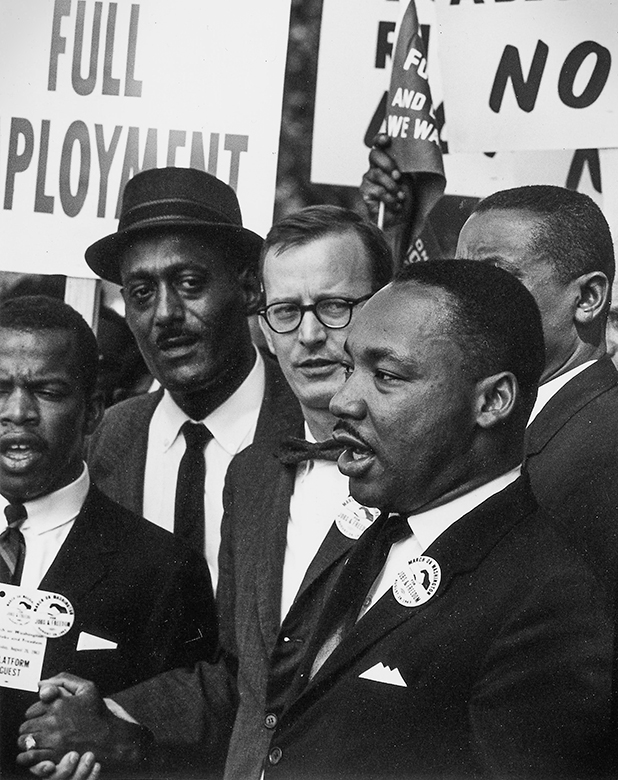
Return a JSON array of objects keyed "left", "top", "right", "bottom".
[
  {"left": 155, "top": 327, "right": 199, "bottom": 348},
  {"left": 333, "top": 420, "right": 373, "bottom": 450}
]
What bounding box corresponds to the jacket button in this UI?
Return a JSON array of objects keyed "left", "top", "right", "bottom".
[
  {"left": 265, "top": 713, "right": 278, "bottom": 729},
  {"left": 269, "top": 747, "right": 283, "bottom": 765}
]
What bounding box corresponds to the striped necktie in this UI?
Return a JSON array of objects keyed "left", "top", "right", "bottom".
[{"left": 0, "top": 503, "right": 27, "bottom": 585}]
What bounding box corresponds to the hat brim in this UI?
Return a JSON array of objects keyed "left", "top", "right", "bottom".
[{"left": 85, "top": 220, "right": 264, "bottom": 285}]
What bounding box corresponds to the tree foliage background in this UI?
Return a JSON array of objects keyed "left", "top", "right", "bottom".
[{"left": 274, "top": 0, "right": 364, "bottom": 221}]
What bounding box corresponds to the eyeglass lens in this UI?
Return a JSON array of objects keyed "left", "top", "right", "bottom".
[{"left": 267, "top": 299, "right": 354, "bottom": 332}]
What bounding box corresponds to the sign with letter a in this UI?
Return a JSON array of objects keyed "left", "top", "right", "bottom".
[{"left": 0, "top": 0, "right": 291, "bottom": 277}]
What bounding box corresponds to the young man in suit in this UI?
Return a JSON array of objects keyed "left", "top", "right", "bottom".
[
  {"left": 84, "top": 167, "right": 298, "bottom": 592},
  {"left": 362, "top": 155, "right": 618, "bottom": 592},
  {"left": 0, "top": 296, "right": 216, "bottom": 777},
  {"left": 17, "top": 263, "right": 613, "bottom": 780}
]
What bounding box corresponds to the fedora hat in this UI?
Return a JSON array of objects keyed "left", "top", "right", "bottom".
[{"left": 85, "top": 167, "right": 263, "bottom": 285}]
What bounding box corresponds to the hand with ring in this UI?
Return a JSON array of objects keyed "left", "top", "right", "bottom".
[{"left": 17, "top": 673, "right": 147, "bottom": 777}]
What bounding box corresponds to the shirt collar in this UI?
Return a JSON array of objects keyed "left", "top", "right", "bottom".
[
  {"left": 407, "top": 465, "right": 522, "bottom": 553},
  {"left": 0, "top": 464, "right": 90, "bottom": 535},
  {"left": 527, "top": 359, "right": 597, "bottom": 425},
  {"left": 154, "top": 348, "right": 266, "bottom": 456}
]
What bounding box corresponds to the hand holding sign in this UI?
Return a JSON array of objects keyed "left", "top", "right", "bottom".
[{"left": 380, "top": 0, "right": 445, "bottom": 262}]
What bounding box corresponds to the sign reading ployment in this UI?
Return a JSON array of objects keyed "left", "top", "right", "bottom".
[
  {"left": 311, "top": 0, "right": 607, "bottom": 204},
  {"left": 0, "top": 0, "right": 291, "bottom": 277},
  {"left": 435, "top": 0, "right": 618, "bottom": 154}
]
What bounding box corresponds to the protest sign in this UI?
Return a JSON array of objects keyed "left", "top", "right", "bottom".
[
  {"left": 311, "top": 0, "right": 605, "bottom": 209},
  {"left": 435, "top": 0, "right": 618, "bottom": 154},
  {"left": 382, "top": 0, "right": 445, "bottom": 246},
  {"left": 0, "top": 0, "right": 291, "bottom": 278}
]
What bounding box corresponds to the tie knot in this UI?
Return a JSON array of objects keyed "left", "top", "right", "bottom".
[
  {"left": 384, "top": 513, "right": 411, "bottom": 546},
  {"left": 4, "top": 503, "right": 27, "bottom": 527},
  {"left": 181, "top": 422, "right": 212, "bottom": 451}
]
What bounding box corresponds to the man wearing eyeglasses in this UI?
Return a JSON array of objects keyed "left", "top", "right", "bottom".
[
  {"left": 17, "top": 206, "right": 393, "bottom": 780},
  {"left": 213, "top": 205, "right": 392, "bottom": 778}
]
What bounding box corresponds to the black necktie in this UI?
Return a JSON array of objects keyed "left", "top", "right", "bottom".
[
  {"left": 275, "top": 436, "right": 345, "bottom": 465},
  {"left": 309, "top": 512, "right": 411, "bottom": 679},
  {"left": 174, "top": 422, "right": 213, "bottom": 554},
  {"left": 0, "top": 503, "right": 27, "bottom": 585}
]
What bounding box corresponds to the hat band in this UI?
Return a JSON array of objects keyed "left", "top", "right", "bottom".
[{"left": 119, "top": 197, "right": 240, "bottom": 231}]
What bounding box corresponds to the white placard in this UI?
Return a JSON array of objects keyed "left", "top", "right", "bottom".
[
  {"left": 311, "top": 0, "right": 607, "bottom": 208},
  {"left": 434, "top": 0, "right": 618, "bottom": 154},
  {"left": 0, "top": 0, "right": 291, "bottom": 278},
  {"left": 312, "top": 0, "right": 440, "bottom": 187}
]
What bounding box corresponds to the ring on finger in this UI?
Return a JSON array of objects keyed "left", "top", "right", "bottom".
[{"left": 24, "top": 734, "right": 37, "bottom": 751}]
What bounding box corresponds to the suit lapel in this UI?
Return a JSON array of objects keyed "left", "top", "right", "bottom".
[
  {"left": 86, "top": 389, "right": 162, "bottom": 515},
  {"left": 39, "top": 487, "right": 120, "bottom": 603},
  {"left": 525, "top": 358, "right": 618, "bottom": 457},
  {"left": 288, "top": 478, "right": 538, "bottom": 714},
  {"left": 294, "top": 521, "right": 355, "bottom": 600},
  {"left": 254, "top": 459, "right": 297, "bottom": 651}
]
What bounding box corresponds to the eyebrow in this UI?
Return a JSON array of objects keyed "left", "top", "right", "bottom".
[
  {"left": 123, "top": 260, "right": 210, "bottom": 280},
  {"left": 351, "top": 344, "right": 421, "bottom": 373}
]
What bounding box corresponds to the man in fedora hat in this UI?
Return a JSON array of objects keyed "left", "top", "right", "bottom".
[{"left": 84, "top": 167, "right": 299, "bottom": 595}]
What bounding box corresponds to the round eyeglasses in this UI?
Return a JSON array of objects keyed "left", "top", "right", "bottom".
[{"left": 258, "top": 293, "right": 373, "bottom": 334}]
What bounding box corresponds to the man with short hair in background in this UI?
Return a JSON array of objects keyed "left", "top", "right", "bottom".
[{"left": 362, "top": 149, "right": 618, "bottom": 591}]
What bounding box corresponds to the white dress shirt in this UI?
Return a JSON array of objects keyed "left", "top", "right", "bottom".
[
  {"left": 357, "top": 466, "right": 522, "bottom": 620},
  {"left": 527, "top": 360, "right": 596, "bottom": 425},
  {"left": 280, "top": 424, "right": 355, "bottom": 622},
  {"left": 0, "top": 465, "right": 90, "bottom": 589},
  {"left": 142, "top": 350, "right": 265, "bottom": 589}
]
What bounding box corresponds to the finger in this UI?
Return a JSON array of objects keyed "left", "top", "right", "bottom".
[
  {"left": 371, "top": 133, "right": 392, "bottom": 150},
  {"left": 368, "top": 147, "right": 401, "bottom": 180},
  {"left": 72, "top": 754, "right": 100, "bottom": 780},
  {"left": 23, "top": 700, "right": 46, "bottom": 719},
  {"left": 53, "top": 752, "right": 97, "bottom": 780},
  {"left": 361, "top": 180, "right": 406, "bottom": 213},
  {"left": 20, "top": 710, "right": 52, "bottom": 733},
  {"left": 16, "top": 748, "right": 57, "bottom": 768},
  {"left": 28, "top": 760, "right": 57, "bottom": 778},
  {"left": 38, "top": 673, "right": 90, "bottom": 696},
  {"left": 38, "top": 683, "right": 73, "bottom": 704},
  {"left": 38, "top": 685, "right": 61, "bottom": 705},
  {"left": 31, "top": 753, "right": 78, "bottom": 780}
]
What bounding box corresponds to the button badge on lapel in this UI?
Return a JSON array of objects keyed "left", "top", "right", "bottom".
[
  {"left": 335, "top": 497, "right": 381, "bottom": 540},
  {"left": 393, "top": 556, "right": 441, "bottom": 607}
]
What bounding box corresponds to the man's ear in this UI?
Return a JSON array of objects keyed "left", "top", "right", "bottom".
[
  {"left": 475, "top": 371, "right": 518, "bottom": 430},
  {"left": 574, "top": 271, "right": 610, "bottom": 326},
  {"left": 258, "top": 314, "right": 276, "bottom": 356},
  {"left": 238, "top": 266, "right": 264, "bottom": 315},
  {"left": 84, "top": 392, "right": 105, "bottom": 437}
]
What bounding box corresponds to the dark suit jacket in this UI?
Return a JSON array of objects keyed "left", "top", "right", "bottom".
[
  {"left": 525, "top": 357, "right": 618, "bottom": 591},
  {"left": 1, "top": 485, "right": 216, "bottom": 776},
  {"left": 262, "top": 478, "right": 613, "bottom": 780},
  {"left": 86, "top": 353, "right": 297, "bottom": 519},
  {"left": 216, "top": 421, "right": 364, "bottom": 780}
]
